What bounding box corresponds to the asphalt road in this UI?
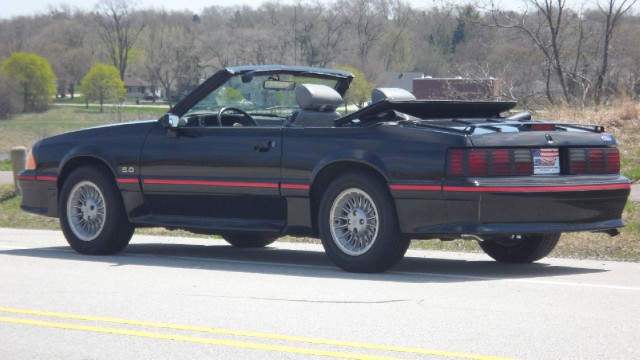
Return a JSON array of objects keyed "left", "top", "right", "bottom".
[{"left": 0, "top": 228, "right": 638, "bottom": 360}]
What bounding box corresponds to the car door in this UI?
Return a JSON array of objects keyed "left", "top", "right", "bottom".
[{"left": 138, "top": 122, "right": 285, "bottom": 232}]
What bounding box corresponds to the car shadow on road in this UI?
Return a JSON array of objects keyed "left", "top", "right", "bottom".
[{"left": 0, "top": 241, "right": 608, "bottom": 283}]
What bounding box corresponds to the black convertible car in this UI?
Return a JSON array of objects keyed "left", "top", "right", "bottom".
[{"left": 19, "top": 65, "right": 631, "bottom": 272}]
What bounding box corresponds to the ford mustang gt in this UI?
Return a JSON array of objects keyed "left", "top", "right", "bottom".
[{"left": 19, "top": 65, "right": 631, "bottom": 272}]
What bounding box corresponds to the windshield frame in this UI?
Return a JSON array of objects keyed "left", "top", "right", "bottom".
[
  {"left": 168, "top": 66, "right": 354, "bottom": 118},
  {"left": 184, "top": 72, "right": 341, "bottom": 119}
]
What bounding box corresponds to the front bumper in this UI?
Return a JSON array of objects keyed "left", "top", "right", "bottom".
[{"left": 18, "top": 170, "right": 58, "bottom": 217}]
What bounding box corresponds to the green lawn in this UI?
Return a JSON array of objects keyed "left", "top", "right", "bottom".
[{"left": 0, "top": 160, "right": 11, "bottom": 171}]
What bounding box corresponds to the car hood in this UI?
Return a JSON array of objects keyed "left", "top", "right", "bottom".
[{"left": 40, "top": 119, "right": 158, "bottom": 144}]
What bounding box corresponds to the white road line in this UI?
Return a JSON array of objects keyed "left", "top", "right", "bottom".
[{"left": 396, "top": 270, "right": 640, "bottom": 291}]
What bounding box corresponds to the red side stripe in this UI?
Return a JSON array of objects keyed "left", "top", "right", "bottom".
[
  {"left": 143, "top": 179, "right": 279, "bottom": 189},
  {"left": 18, "top": 175, "right": 57, "bottom": 182},
  {"left": 116, "top": 178, "right": 139, "bottom": 184},
  {"left": 390, "top": 184, "right": 441, "bottom": 191},
  {"left": 281, "top": 184, "right": 310, "bottom": 190},
  {"left": 443, "top": 183, "right": 630, "bottom": 193}
]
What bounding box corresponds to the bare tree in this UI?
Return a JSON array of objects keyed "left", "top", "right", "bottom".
[
  {"left": 489, "top": 0, "right": 574, "bottom": 105},
  {"left": 379, "top": 0, "right": 415, "bottom": 71},
  {"left": 593, "top": 0, "right": 638, "bottom": 106},
  {"left": 317, "top": 6, "right": 348, "bottom": 68},
  {"left": 140, "top": 10, "right": 199, "bottom": 107},
  {"left": 340, "top": 0, "right": 388, "bottom": 70},
  {"left": 94, "top": 0, "right": 145, "bottom": 80},
  {"left": 293, "top": 2, "right": 324, "bottom": 66},
  {"left": 38, "top": 9, "right": 93, "bottom": 99}
]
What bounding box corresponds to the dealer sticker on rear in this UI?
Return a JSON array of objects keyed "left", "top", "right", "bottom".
[{"left": 533, "top": 148, "right": 560, "bottom": 174}]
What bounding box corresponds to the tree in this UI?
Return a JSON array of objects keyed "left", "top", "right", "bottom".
[
  {"left": 593, "top": 0, "right": 638, "bottom": 106},
  {"left": 81, "top": 63, "right": 126, "bottom": 112},
  {"left": 339, "top": 0, "right": 387, "bottom": 70},
  {"left": 94, "top": 0, "right": 145, "bottom": 80},
  {"left": 0, "top": 72, "right": 22, "bottom": 119},
  {"left": 489, "top": 0, "right": 575, "bottom": 105},
  {"left": 333, "top": 65, "right": 374, "bottom": 109},
  {"left": 2, "top": 52, "right": 56, "bottom": 112},
  {"left": 140, "top": 10, "right": 200, "bottom": 107},
  {"left": 378, "top": 0, "right": 415, "bottom": 71}
]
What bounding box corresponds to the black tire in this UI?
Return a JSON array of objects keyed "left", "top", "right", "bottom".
[
  {"left": 222, "top": 233, "right": 278, "bottom": 248},
  {"left": 59, "top": 165, "right": 134, "bottom": 255},
  {"left": 479, "top": 233, "right": 561, "bottom": 263},
  {"left": 318, "top": 172, "right": 410, "bottom": 273}
]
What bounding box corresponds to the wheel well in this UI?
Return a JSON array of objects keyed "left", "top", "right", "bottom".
[
  {"left": 58, "top": 157, "right": 115, "bottom": 193},
  {"left": 309, "top": 162, "right": 390, "bottom": 234}
]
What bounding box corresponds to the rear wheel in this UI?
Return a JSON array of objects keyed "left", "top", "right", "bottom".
[
  {"left": 223, "top": 233, "right": 278, "bottom": 248},
  {"left": 59, "top": 165, "right": 134, "bottom": 255},
  {"left": 318, "top": 172, "right": 409, "bottom": 273},
  {"left": 479, "top": 233, "right": 560, "bottom": 263}
]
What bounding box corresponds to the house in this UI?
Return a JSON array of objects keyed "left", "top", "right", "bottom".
[{"left": 123, "top": 75, "right": 162, "bottom": 101}]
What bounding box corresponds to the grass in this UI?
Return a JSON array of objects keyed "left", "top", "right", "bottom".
[{"left": 0, "top": 160, "right": 11, "bottom": 171}]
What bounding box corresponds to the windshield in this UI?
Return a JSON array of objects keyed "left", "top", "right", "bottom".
[{"left": 185, "top": 73, "right": 341, "bottom": 118}]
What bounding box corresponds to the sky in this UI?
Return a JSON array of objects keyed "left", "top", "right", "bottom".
[{"left": 0, "top": 0, "right": 539, "bottom": 19}]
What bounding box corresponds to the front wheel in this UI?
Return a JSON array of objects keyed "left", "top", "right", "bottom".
[
  {"left": 59, "top": 165, "right": 134, "bottom": 255},
  {"left": 479, "top": 233, "right": 561, "bottom": 263},
  {"left": 318, "top": 173, "right": 409, "bottom": 273}
]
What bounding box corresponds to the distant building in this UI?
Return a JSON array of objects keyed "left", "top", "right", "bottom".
[
  {"left": 377, "top": 72, "right": 425, "bottom": 93},
  {"left": 413, "top": 77, "right": 503, "bottom": 101},
  {"left": 378, "top": 72, "right": 503, "bottom": 101}
]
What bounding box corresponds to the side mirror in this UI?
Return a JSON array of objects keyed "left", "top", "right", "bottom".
[{"left": 160, "top": 113, "right": 181, "bottom": 129}]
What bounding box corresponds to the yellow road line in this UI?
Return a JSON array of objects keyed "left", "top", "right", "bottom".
[
  {"left": 0, "top": 307, "right": 515, "bottom": 360},
  {"left": 0, "top": 316, "right": 394, "bottom": 360}
]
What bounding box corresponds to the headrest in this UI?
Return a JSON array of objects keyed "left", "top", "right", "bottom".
[
  {"left": 371, "top": 88, "right": 416, "bottom": 103},
  {"left": 296, "top": 84, "right": 343, "bottom": 111}
]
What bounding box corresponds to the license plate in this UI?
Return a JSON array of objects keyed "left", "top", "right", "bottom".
[{"left": 533, "top": 148, "right": 560, "bottom": 174}]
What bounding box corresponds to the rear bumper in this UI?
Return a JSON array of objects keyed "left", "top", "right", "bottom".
[{"left": 392, "top": 175, "right": 630, "bottom": 236}]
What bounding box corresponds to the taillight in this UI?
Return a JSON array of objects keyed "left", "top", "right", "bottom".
[
  {"left": 492, "top": 149, "right": 511, "bottom": 175},
  {"left": 448, "top": 149, "right": 464, "bottom": 176},
  {"left": 447, "top": 147, "right": 620, "bottom": 177},
  {"left": 447, "top": 149, "right": 533, "bottom": 176},
  {"left": 468, "top": 150, "right": 489, "bottom": 176},
  {"left": 513, "top": 149, "right": 534, "bottom": 175},
  {"left": 568, "top": 148, "right": 619, "bottom": 174}
]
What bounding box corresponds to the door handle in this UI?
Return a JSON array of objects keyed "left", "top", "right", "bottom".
[{"left": 254, "top": 140, "right": 276, "bottom": 152}]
